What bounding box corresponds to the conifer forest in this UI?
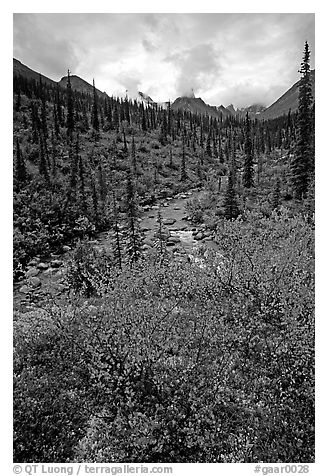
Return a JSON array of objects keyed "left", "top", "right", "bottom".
[{"left": 13, "top": 18, "right": 315, "bottom": 465}]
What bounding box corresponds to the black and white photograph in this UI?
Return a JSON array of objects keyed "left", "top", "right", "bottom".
[{"left": 11, "top": 9, "right": 317, "bottom": 472}]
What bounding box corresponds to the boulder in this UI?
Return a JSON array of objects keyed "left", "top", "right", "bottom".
[
  {"left": 194, "top": 232, "right": 204, "bottom": 241},
  {"left": 168, "top": 236, "right": 180, "bottom": 244},
  {"left": 62, "top": 245, "right": 71, "bottom": 252},
  {"left": 43, "top": 267, "right": 55, "bottom": 276},
  {"left": 28, "top": 277, "right": 41, "bottom": 288},
  {"left": 27, "top": 258, "right": 40, "bottom": 266},
  {"left": 163, "top": 218, "right": 176, "bottom": 226},
  {"left": 19, "top": 285, "right": 32, "bottom": 294},
  {"left": 37, "top": 262, "right": 49, "bottom": 270},
  {"left": 26, "top": 267, "right": 40, "bottom": 278}
]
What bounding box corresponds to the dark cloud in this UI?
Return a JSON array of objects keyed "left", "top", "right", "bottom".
[
  {"left": 13, "top": 14, "right": 79, "bottom": 80},
  {"left": 142, "top": 38, "right": 157, "bottom": 53},
  {"left": 166, "top": 43, "right": 222, "bottom": 97}
]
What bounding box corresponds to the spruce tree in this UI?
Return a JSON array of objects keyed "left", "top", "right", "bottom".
[
  {"left": 290, "top": 41, "right": 314, "bottom": 199},
  {"left": 131, "top": 134, "right": 137, "bottom": 174},
  {"left": 242, "top": 112, "right": 254, "bottom": 188},
  {"left": 38, "top": 133, "right": 49, "bottom": 182},
  {"left": 206, "top": 132, "right": 212, "bottom": 157},
  {"left": 112, "top": 191, "right": 123, "bottom": 270},
  {"left": 155, "top": 207, "right": 169, "bottom": 265},
  {"left": 272, "top": 177, "right": 281, "bottom": 210},
  {"left": 15, "top": 138, "right": 27, "bottom": 183},
  {"left": 92, "top": 79, "right": 100, "bottom": 137},
  {"left": 78, "top": 153, "right": 87, "bottom": 213},
  {"left": 91, "top": 177, "right": 99, "bottom": 226},
  {"left": 124, "top": 173, "right": 143, "bottom": 265},
  {"left": 50, "top": 131, "right": 57, "bottom": 178},
  {"left": 180, "top": 137, "right": 187, "bottom": 181},
  {"left": 66, "top": 70, "right": 74, "bottom": 138},
  {"left": 40, "top": 76, "right": 48, "bottom": 139},
  {"left": 223, "top": 172, "right": 239, "bottom": 220}
]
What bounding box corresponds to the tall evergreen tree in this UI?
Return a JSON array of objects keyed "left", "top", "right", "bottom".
[
  {"left": 91, "top": 79, "right": 100, "bottom": 137},
  {"left": 38, "top": 133, "right": 49, "bottom": 182},
  {"left": 180, "top": 137, "right": 187, "bottom": 181},
  {"left": 223, "top": 172, "right": 239, "bottom": 220},
  {"left": 131, "top": 134, "right": 137, "bottom": 174},
  {"left": 272, "top": 177, "right": 281, "bottom": 210},
  {"left": 290, "top": 41, "right": 314, "bottom": 199},
  {"left": 155, "top": 207, "right": 168, "bottom": 265},
  {"left": 112, "top": 191, "right": 122, "bottom": 270},
  {"left": 66, "top": 70, "right": 75, "bottom": 138},
  {"left": 206, "top": 131, "right": 212, "bottom": 157},
  {"left": 124, "top": 172, "right": 143, "bottom": 265},
  {"left": 242, "top": 112, "right": 254, "bottom": 188},
  {"left": 14, "top": 138, "right": 27, "bottom": 183},
  {"left": 78, "top": 153, "right": 87, "bottom": 213}
]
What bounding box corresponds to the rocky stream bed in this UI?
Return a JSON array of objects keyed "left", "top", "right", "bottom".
[{"left": 14, "top": 188, "right": 220, "bottom": 312}]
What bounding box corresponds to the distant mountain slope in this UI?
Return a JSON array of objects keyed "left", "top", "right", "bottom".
[
  {"left": 58, "top": 75, "right": 107, "bottom": 98},
  {"left": 172, "top": 96, "right": 231, "bottom": 119},
  {"left": 13, "top": 58, "right": 57, "bottom": 87},
  {"left": 14, "top": 58, "right": 107, "bottom": 98},
  {"left": 260, "top": 70, "right": 315, "bottom": 120}
]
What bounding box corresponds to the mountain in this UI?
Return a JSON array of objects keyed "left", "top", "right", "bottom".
[
  {"left": 13, "top": 58, "right": 57, "bottom": 87},
  {"left": 58, "top": 75, "right": 107, "bottom": 98},
  {"left": 172, "top": 96, "right": 231, "bottom": 119},
  {"left": 137, "top": 91, "right": 155, "bottom": 105},
  {"left": 14, "top": 58, "right": 107, "bottom": 98},
  {"left": 239, "top": 104, "right": 266, "bottom": 117},
  {"left": 260, "top": 70, "right": 315, "bottom": 120}
]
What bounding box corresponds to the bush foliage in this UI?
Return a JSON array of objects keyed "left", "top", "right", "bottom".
[{"left": 14, "top": 213, "right": 314, "bottom": 463}]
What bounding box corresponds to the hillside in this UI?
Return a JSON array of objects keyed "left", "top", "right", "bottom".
[
  {"left": 58, "top": 74, "right": 107, "bottom": 98},
  {"left": 13, "top": 58, "right": 57, "bottom": 87},
  {"left": 260, "top": 70, "right": 315, "bottom": 120},
  {"left": 172, "top": 96, "right": 231, "bottom": 119}
]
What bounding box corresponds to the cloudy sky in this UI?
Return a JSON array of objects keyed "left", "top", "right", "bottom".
[{"left": 13, "top": 13, "right": 315, "bottom": 108}]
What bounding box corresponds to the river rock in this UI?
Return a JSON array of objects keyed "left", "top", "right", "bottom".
[
  {"left": 173, "top": 207, "right": 181, "bottom": 210},
  {"left": 43, "top": 267, "right": 55, "bottom": 276},
  {"left": 26, "top": 267, "right": 40, "bottom": 278},
  {"left": 167, "top": 236, "right": 180, "bottom": 244},
  {"left": 28, "top": 276, "right": 41, "bottom": 288},
  {"left": 163, "top": 218, "right": 176, "bottom": 225},
  {"left": 37, "top": 262, "right": 49, "bottom": 270},
  {"left": 27, "top": 258, "right": 40, "bottom": 266},
  {"left": 19, "top": 285, "right": 32, "bottom": 294},
  {"left": 194, "top": 232, "right": 205, "bottom": 241}
]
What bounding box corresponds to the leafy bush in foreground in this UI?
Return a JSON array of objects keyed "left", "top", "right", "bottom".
[{"left": 14, "top": 213, "right": 314, "bottom": 463}]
